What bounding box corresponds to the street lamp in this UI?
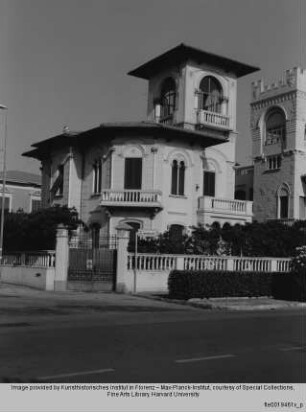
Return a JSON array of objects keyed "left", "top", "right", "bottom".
[{"left": 0, "top": 105, "right": 8, "bottom": 262}]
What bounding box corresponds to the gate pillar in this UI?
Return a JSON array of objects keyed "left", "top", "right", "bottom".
[
  {"left": 115, "top": 223, "right": 132, "bottom": 293},
  {"left": 54, "top": 224, "right": 69, "bottom": 291}
]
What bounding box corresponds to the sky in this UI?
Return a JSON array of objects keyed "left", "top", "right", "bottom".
[{"left": 0, "top": 0, "right": 304, "bottom": 174}]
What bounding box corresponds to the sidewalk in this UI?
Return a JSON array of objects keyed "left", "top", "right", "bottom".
[
  {"left": 138, "top": 294, "right": 306, "bottom": 311},
  {"left": 1, "top": 282, "right": 305, "bottom": 314},
  {"left": 0, "top": 282, "right": 194, "bottom": 327}
]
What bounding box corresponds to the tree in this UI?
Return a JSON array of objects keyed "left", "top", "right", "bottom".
[{"left": 3, "top": 205, "right": 82, "bottom": 252}]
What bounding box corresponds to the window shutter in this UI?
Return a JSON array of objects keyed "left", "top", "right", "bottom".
[
  {"left": 204, "top": 172, "right": 215, "bottom": 197},
  {"left": 124, "top": 158, "right": 142, "bottom": 189}
]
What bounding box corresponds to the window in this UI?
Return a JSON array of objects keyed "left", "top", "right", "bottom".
[
  {"left": 124, "top": 158, "right": 142, "bottom": 189},
  {"left": 171, "top": 160, "right": 185, "bottom": 195},
  {"left": 203, "top": 171, "right": 215, "bottom": 197},
  {"left": 268, "top": 155, "right": 281, "bottom": 170},
  {"left": 198, "top": 76, "right": 223, "bottom": 113},
  {"left": 93, "top": 160, "right": 102, "bottom": 194},
  {"left": 235, "top": 190, "right": 246, "bottom": 200},
  {"left": 31, "top": 198, "right": 42, "bottom": 212},
  {"left": 299, "top": 196, "right": 306, "bottom": 219},
  {"left": 278, "top": 186, "right": 289, "bottom": 219},
  {"left": 265, "top": 109, "right": 286, "bottom": 147},
  {"left": 160, "top": 78, "right": 176, "bottom": 119},
  {"left": 50, "top": 165, "right": 64, "bottom": 198},
  {"left": 57, "top": 165, "right": 64, "bottom": 196},
  {"left": 0, "top": 196, "right": 11, "bottom": 213},
  {"left": 280, "top": 196, "right": 289, "bottom": 219}
]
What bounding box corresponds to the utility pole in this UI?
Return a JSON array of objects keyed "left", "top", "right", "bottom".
[{"left": 0, "top": 105, "right": 8, "bottom": 261}]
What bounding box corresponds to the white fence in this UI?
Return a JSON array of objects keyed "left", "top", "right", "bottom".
[
  {"left": 128, "top": 253, "right": 291, "bottom": 273},
  {"left": 1, "top": 251, "right": 56, "bottom": 291},
  {"left": 127, "top": 254, "right": 177, "bottom": 271},
  {"left": 122, "top": 253, "right": 292, "bottom": 293},
  {"left": 2, "top": 251, "right": 56, "bottom": 268}
]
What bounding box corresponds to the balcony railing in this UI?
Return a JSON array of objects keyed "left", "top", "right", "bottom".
[
  {"left": 100, "top": 189, "right": 162, "bottom": 208},
  {"left": 197, "top": 110, "right": 230, "bottom": 129},
  {"left": 198, "top": 196, "right": 253, "bottom": 216}
]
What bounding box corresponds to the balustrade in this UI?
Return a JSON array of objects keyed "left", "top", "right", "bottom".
[
  {"left": 197, "top": 110, "right": 230, "bottom": 128},
  {"left": 2, "top": 251, "right": 56, "bottom": 268},
  {"left": 101, "top": 189, "right": 162, "bottom": 207},
  {"left": 127, "top": 253, "right": 291, "bottom": 273},
  {"left": 198, "top": 196, "right": 253, "bottom": 216},
  {"left": 127, "top": 253, "right": 178, "bottom": 271}
]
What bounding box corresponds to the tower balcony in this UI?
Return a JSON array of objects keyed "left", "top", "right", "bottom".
[
  {"left": 100, "top": 189, "right": 163, "bottom": 209},
  {"left": 197, "top": 196, "right": 253, "bottom": 225},
  {"left": 197, "top": 110, "right": 231, "bottom": 130}
]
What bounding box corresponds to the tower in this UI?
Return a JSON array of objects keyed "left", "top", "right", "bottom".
[
  {"left": 251, "top": 67, "right": 306, "bottom": 221},
  {"left": 129, "top": 43, "right": 259, "bottom": 204}
]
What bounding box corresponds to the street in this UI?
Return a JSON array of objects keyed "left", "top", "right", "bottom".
[{"left": 0, "top": 286, "right": 305, "bottom": 383}]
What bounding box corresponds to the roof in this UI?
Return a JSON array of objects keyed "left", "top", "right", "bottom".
[
  {"left": 23, "top": 121, "right": 229, "bottom": 160},
  {"left": 128, "top": 43, "right": 260, "bottom": 80},
  {"left": 0, "top": 170, "right": 41, "bottom": 187}
]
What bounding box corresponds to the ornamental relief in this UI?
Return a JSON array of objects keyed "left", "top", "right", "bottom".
[
  {"left": 250, "top": 112, "right": 260, "bottom": 129},
  {"left": 296, "top": 90, "right": 306, "bottom": 100}
]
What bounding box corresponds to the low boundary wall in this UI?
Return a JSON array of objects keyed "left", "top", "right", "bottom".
[
  {"left": 118, "top": 252, "right": 292, "bottom": 294},
  {"left": 1, "top": 265, "right": 55, "bottom": 291},
  {"left": 0, "top": 251, "right": 57, "bottom": 291}
]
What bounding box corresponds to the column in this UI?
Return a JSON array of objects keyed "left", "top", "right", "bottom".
[{"left": 54, "top": 225, "right": 69, "bottom": 291}]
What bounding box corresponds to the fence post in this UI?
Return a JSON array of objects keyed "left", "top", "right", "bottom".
[
  {"left": 20, "top": 253, "right": 26, "bottom": 266},
  {"left": 271, "top": 259, "right": 277, "bottom": 272},
  {"left": 115, "top": 223, "right": 132, "bottom": 293},
  {"left": 176, "top": 256, "right": 184, "bottom": 270},
  {"left": 54, "top": 225, "right": 69, "bottom": 291},
  {"left": 227, "top": 258, "right": 234, "bottom": 272}
]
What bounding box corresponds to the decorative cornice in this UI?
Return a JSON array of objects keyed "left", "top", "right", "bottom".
[{"left": 250, "top": 90, "right": 296, "bottom": 109}]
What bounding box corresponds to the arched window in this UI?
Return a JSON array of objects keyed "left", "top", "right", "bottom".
[
  {"left": 199, "top": 76, "right": 223, "bottom": 113},
  {"left": 93, "top": 159, "right": 102, "bottom": 194},
  {"left": 203, "top": 170, "right": 215, "bottom": 197},
  {"left": 265, "top": 109, "right": 286, "bottom": 147},
  {"left": 160, "top": 78, "right": 176, "bottom": 119},
  {"left": 278, "top": 186, "right": 290, "bottom": 219},
  {"left": 171, "top": 160, "right": 185, "bottom": 196}
]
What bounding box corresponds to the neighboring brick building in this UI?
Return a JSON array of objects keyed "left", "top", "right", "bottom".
[
  {"left": 0, "top": 170, "right": 41, "bottom": 213},
  {"left": 249, "top": 67, "right": 306, "bottom": 222},
  {"left": 24, "top": 44, "right": 258, "bottom": 240}
]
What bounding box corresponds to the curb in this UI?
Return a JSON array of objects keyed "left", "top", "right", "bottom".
[{"left": 135, "top": 294, "right": 306, "bottom": 311}]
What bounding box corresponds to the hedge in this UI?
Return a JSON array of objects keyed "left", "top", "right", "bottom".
[{"left": 168, "top": 270, "right": 306, "bottom": 302}]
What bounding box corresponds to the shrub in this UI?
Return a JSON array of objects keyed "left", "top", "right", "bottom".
[
  {"left": 129, "top": 221, "right": 306, "bottom": 257},
  {"left": 3, "top": 205, "right": 82, "bottom": 252},
  {"left": 168, "top": 270, "right": 306, "bottom": 301},
  {"left": 291, "top": 246, "right": 306, "bottom": 275}
]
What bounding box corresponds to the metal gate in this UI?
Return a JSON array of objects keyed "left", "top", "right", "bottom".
[{"left": 68, "top": 248, "right": 117, "bottom": 291}]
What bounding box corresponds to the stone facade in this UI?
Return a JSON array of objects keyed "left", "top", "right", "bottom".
[{"left": 25, "top": 44, "right": 257, "bottom": 238}]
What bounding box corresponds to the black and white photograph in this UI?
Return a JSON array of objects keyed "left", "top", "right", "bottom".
[{"left": 0, "top": 1, "right": 305, "bottom": 411}]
